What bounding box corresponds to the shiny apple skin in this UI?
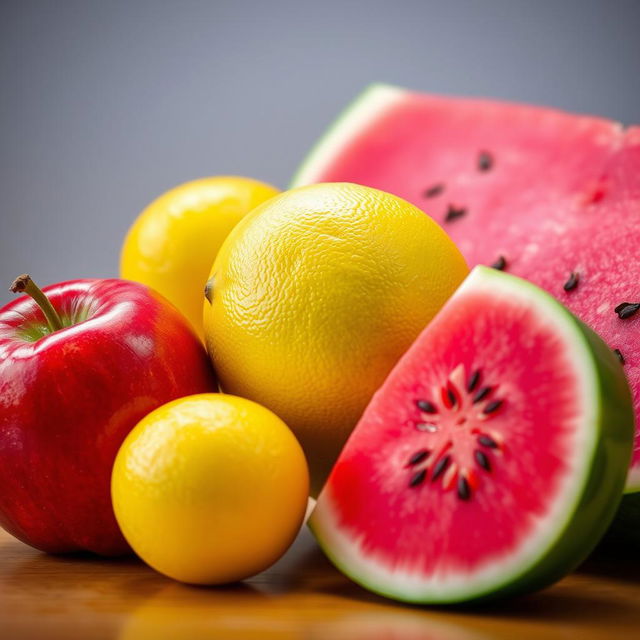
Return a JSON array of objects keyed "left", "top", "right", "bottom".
[{"left": 0, "top": 279, "right": 217, "bottom": 555}]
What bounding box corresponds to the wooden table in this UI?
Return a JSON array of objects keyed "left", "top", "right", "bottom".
[{"left": 1, "top": 526, "right": 638, "bottom": 639}]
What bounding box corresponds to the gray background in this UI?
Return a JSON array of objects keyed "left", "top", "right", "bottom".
[{"left": 1, "top": 0, "right": 639, "bottom": 305}]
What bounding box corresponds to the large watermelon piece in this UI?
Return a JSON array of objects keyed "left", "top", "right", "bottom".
[
  {"left": 310, "top": 266, "right": 634, "bottom": 603},
  {"left": 292, "top": 84, "right": 640, "bottom": 492}
]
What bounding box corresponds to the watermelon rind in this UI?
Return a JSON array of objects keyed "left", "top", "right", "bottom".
[
  {"left": 290, "top": 84, "right": 405, "bottom": 188},
  {"left": 310, "top": 267, "right": 634, "bottom": 604}
]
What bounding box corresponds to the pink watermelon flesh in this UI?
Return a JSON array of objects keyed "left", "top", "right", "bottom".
[
  {"left": 293, "top": 86, "right": 640, "bottom": 489},
  {"left": 310, "top": 267, "right": 634, "bottom": 603},
  {"left": 330, "top": 293, "right": 582, "bottom": 569}
]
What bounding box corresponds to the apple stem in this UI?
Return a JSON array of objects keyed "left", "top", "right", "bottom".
[{"left": 10, "top": 274, "right": 64, "bottom": 333}]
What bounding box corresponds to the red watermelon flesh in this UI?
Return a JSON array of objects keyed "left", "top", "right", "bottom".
[{"left": 292, "top": 85, "right": 640, "bottom": 490}]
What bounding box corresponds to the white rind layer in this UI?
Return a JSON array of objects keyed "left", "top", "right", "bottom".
[
  {"left": 290, "top": 84, "right": 406, "bottom": 188},
  {"left": 309, "top": 266, "right": 600, "bottom": 603}
]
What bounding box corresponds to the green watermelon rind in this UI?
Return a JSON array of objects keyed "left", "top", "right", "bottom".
[
  {"left": 310, "top": 267, "right": 634, "bottom": 604},
  {"left": 290, "top": 83, "right": 405, "bottom": 189}
]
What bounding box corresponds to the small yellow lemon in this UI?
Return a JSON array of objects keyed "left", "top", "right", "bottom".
[
  {"left": 203, "top": 182, "right": 469, "bottom": 493},
  {"left": 111, "top": 394, "right": 309, "bottom": 585},
  {"left": 120, "top": 176, "right": 279, "bottom": 338}
]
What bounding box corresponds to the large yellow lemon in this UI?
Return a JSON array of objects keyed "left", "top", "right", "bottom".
[
  {"left": 120, "top": 176, "right": 279, "bottom": 338},
  {"left": 111, "top": 394, "right": 309, "bottom": 585},
  {"left": 203, "top": 183, "right": 469, "bottom": 493}
]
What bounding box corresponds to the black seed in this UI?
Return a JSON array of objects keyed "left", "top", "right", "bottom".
[
  {"left": 483, "top": 399, "right": 503, "bottom": 414},
  {"left": 409, "top": 469, "right": 427, "bottom": 487},
  {"left": 473, "top": 386, "right": 491, "bottom": 404},
  {"left": 563, "top": 272, "right": 579, "bottom": 292},
  {"left": 478, "top": 434, "right": 498, "bottom": 448},
  {"left": 613, "top": 348, "right": 625, "bottom": 365},
  {"left": 619, "top": 304, "right": 640, "bottom": 319},
  {"left": 490, "top": 255, "right": 507, "bottom": 271},
  {"left": 431, "top": 455, "right": 451, "bottom": 482},
  {"left": 445, "top": 205, "right": 467, "bottom": 223},
  {"left": 615, "top": 302, "right": 640, "bottom": 319},
  {"left": 474, "top": 449, "right": 491, "bottom": 471},
  {"left": 457, "top": 475, "right": 472, "bottom": 500},
  {"left": 416, "top": 400, "right": 437, "bottom": 414},
  {"left": 408, "top": 449, "right": 430, "bottom": 466},
  {"left": 446, "top": 388, "right": 457, "bottom": 407},
  {"left": 467, "top": 369, "right": 481, "bottom": 393},
  {"left": 478, "top": 151, "right": 493, "bottom": 172},
  {"left": 424, "top": 183, "right": 445, "bottom": 198}
]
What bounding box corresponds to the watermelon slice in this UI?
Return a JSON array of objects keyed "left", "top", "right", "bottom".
[
  {"left": 310, "top": 266, "right": 634, "bottom": 603},
  {"left": 292, "top": 85, "right": 640, "bottom": 492}
]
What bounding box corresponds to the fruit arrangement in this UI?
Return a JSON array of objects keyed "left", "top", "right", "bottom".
[{"left": 0, "top": 87, "right": 637, "bottom": 605}]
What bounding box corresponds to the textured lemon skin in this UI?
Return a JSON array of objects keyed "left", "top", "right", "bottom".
[
  {"left": 111, "top": 394, "right": 309, "bottom": 584},
  {"left": 120, "top": 176, "right": 279, "bottom": 338},
  {"left": 203, "top": 183, "right": 469, "bottom": 493}
]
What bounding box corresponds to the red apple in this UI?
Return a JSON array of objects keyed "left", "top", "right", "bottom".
[{"left": 0, "top": 275, "right": 217, "bottom": 555}]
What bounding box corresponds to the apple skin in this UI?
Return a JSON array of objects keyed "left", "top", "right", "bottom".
[{"left": 0, "top": 278, "right": 217, "bottom": 555}]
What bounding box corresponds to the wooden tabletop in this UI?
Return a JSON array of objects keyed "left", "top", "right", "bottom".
[{"left": 1, "top": 526, "right": 638, "bottom": 639}]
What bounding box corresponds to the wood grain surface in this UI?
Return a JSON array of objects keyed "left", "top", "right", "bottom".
[{"left": 1, "top": 526, "right": 638, "bottom": 639}]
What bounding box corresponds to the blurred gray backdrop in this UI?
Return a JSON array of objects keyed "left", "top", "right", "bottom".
[{"left": 1, "top": 0, "right": 639, "bottom": 303}]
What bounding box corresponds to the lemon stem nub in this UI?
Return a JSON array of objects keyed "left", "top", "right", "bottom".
[{"left": 204, "top": 277, "right": 214, "bottom": 304}]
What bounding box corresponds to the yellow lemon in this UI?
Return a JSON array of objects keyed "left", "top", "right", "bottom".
[
  {"left": 203, "top": 183, "right": 469, "bottom": 493},
  {"left": 120, "top": 176, "right": 279, "bottom": 338},
  {"left": 111, "top": 394, "right": 309, "bottom": 585}
]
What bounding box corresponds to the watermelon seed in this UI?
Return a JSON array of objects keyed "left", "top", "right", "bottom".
[
  {"left": 409, "top": 469, "right": 427, "bottom": 487},
  {"left": 447, "top": 388, "right": 457, "bottom": 407},
  {"left": 483, "top": 399, "right": 503, "bottom": 415},
  {"left": 457, "top": 475, "right": 472, "bottom": 500},
  {"left": 408, "top": 449, "right": 430, "bottom": 466},
  {"left": 445, "top": 205, "right": 467, "bottom": 223},
  {"left": 615, "top": 302, "right": 640, "bottom": 319},
  {"left": 478, "top": 434, "right": 498, "bottom": 449},
  {"left": 417, "top": 422, "right": 439, "bottom": 433},
  {"left": 474, "top": 449, "right": 491, "bottom": 471},
  {"left": 490, "top": 255, "right": 507, "bottom": 271},
  {"left": 431, "top": 455, "right": 451, "bottom": 481},
  {"left": 478, "top": 151, "right": 493, "bottom": 172},
  {"left": 416, "top": 399, "right": 437, "bottom": 413},
  {"left": 613, "top": 348, "right": 625, "bottom": 365},
  {"left": 472, "top": 386, "right": 492, "bottom": 404},
  {"left": 467, "top": 369, "right": 481, "bottom": 392},
  {"left": 424, "top": 183, "right": 444, "bottom": 198},
  {"left": 563, "top": 272, "right": 579, "bottom": 292}
]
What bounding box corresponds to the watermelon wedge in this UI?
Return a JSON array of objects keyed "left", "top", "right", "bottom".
[
  {"left": 292, "top": 85, "right": 640, "bottom": 492},
  {"left": 310, "top": 266, "right": 634, "bottom": 603}
]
